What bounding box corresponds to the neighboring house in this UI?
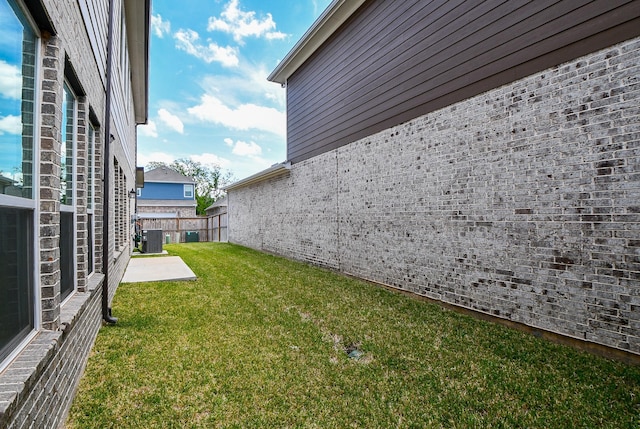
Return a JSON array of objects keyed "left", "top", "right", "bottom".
[
  {"left": 0, "top": 176, "right": 17, "bottom": 195},
  {"left": 226, "top": 0, "right": 640, "bottom": 362},
  {"left": 205, "top": 195, "right": 227, "bottom": 217},
  {"left": 137, "top": 166, "right": 197, "bottom": 218},
  {"left": 205, "top": 196, "right": 228, "bottom": 242},
  {"left": 0, "top": 0, "right": 149, "bottom": 427}
]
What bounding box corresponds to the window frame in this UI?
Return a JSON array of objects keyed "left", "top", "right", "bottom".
[
  {"left": 0, "top": 0, "right": 41, "bottom": 372},
  {"left": 184, "top": 184, "right": 194, "bottom": 198},
  {"left": 60, "top": 83, "right": 76, "bottom": 208},
  {"left": 60, "top": 81, "right": 78, "bottom": 303},
  {"left": 87, "top": 122, "right": 96, "bottom": 276}
]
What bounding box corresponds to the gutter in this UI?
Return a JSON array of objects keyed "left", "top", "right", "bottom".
[
  {"left": 102, "top": 0, "right": 117, "bottom": 324},
  {"left": 224, "top": 162, "right": 291, "bottom": 191}
]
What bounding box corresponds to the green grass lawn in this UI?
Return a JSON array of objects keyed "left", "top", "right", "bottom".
[{"left": 67, "top": 243, "right": 640, "bottom": 428}]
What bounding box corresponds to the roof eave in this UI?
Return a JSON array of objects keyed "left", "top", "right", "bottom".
[
  {"left": 138, "top": 200, "right": 197, "bottom": 206},
  {"left": 144, "top": 179, "right": 196, "bottom": 184},
  {"left": 124, "top": 0, "right": 151, "bottom": 124},
  {"left": 225, "top": 162, "right": 291, "bottom": 191},
  {"left": 267, "top": 0, "right": 366, "bottom": 84}
]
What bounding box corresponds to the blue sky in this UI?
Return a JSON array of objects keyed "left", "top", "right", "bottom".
[
  {"left": 0, "top": 0, "right": 30, "bottom": 183},
  {"left": 138, "top": 0, "right": 333, "bottom": 181}
]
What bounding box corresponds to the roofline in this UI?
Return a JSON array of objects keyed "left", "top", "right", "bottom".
[
  {"left": 224, "top": 162, "right": 291, "bottom": 191},
  {"left": 204, "top": 197, "right": 228, "bottom": 211},
  {"left": 124, "top": 0, "right": 151, "bottom": 124},
  {"left": 137, "top": 201, "right": 197, "bottom": 206},
  {"left": 143, "top": 166, "right": 196, "bottom": 184},
  {"left": 144, "top": 179, "right": 195, "bottom": 184},
  {"left": 267, "top": 0, "right": 366, "bottom": 84}
]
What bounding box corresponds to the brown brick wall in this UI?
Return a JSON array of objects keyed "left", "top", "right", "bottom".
[{"left": 0, "top": 0, "right": 138, "bottom": 427}]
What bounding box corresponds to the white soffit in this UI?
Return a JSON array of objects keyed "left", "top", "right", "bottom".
[{"left": 124, "top": 0, "right": 151, "bottom": 124}]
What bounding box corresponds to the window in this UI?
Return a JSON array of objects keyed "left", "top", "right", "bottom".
[
  {"left": 87, "top": 123, "right": 95, "bottom": 275},
  {"left": 184, "top": 184, "right": 194, "bottom": 198},
  {"left": 0, "top": 0, "right": 36, "bottom": 199},
  {"left": 0, "top": 208, "right": 34, "bottom": 363},
  {"left": 113, "top": 159, "right": 128, "bottom": 251},
  {"left": 60, "top": 83, "right": 75, "bottom": 206},
  {"left": 60, "top": 83, "right": 77, "bottom": 301},
  {"left": 0, "top": 0, "right": 38, "bottom": 365}
]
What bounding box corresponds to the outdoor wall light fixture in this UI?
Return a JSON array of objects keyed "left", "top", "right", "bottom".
[{"left": 128, "top": 188, "right": 136, "bottom": 199}]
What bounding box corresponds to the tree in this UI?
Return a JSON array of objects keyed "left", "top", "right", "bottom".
[{"left": 146, "top": 159, "right": 234, "bottom": 215}]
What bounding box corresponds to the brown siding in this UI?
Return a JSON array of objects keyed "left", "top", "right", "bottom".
[{"left": 286, "top": 0, "right": 640, "bottom": 163}]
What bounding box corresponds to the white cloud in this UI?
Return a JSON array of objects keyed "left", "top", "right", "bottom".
[
  {"left": 0, "top": 115, "right": 21, "bottom": 135},
  {"left": 0, "top": 60, "right": 21, "bottom": 99},
  {"left": 224, "top": 137, "right": 234, "bottom": 147},
  {"left": 137, "top": 151, "right": 178, "bottom": 167},
  {"left": 264, "top": 31, "right": 286, "bottom": 41},
  {"left": 228, "top": 156, "right": 273, "bottom": 178},
  {"left": 207, "top": 0, "right": 287, "bottom": 44},
  {"left": 230, "top": 140, "right": 262, "bottom": 157},
  {"left": 138, "top": 152, "right": 231, "bottom": 171},
  {"left": 151, "top": 14, "right": 171, "bottom": 38},
  {"left": 174, "top": 29, "right": 239, "bottom": 67},
  {"left": 158, "top": 108, "right": 184, "bottom": 134},
  {"left": 200, "top": 64, "right": 285, "bottom": 110},
  {"left": 189, "top": 153, "right": 231, "bottom": 169},
  {"left": 187, "top": 94, "right": 285, "bottom": 137},
  {"left": 138, "top": 120, "right": 158, "bottom": 137}
]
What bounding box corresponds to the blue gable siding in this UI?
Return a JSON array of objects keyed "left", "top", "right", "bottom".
[{"left": 138, "top": 182, "right": 194, "bottom": 200}]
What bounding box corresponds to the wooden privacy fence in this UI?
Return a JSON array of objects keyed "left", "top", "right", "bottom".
[{"left": 139, "top": 214, "right": 227, "bottom": 243}]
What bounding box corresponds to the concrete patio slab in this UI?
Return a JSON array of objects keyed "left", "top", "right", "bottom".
[{"left": 122, "top": 256, "right": 196, "bottom": 283}]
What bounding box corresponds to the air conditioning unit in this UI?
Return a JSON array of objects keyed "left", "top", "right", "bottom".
[
  {"left": 185, "top": 231, "right": 199, "bottom": 243},
  {"left": 141, "top": 229, "right": 163, "bottom": 253}
]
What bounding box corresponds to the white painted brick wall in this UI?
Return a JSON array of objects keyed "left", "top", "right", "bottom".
[{"left": 229, "top": 37, "right": 640, "bottom": 356}]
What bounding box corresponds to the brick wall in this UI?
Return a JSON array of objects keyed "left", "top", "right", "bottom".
[
  {"left": 0, "top": 0, "right": 138, "bottom": 427},
  {"left": 0, "top": 277, "right": 102, "bottom": 428},
  {"left": 39, "top": 34, "right": 63, "bottom": 331},
  {"left": 228, "top": 37, "right": 640, "bottom": 357}
]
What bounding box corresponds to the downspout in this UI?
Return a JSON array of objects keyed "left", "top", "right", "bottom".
[{"left": 102, "top": 0, "right": 117, "bottom": 324}]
